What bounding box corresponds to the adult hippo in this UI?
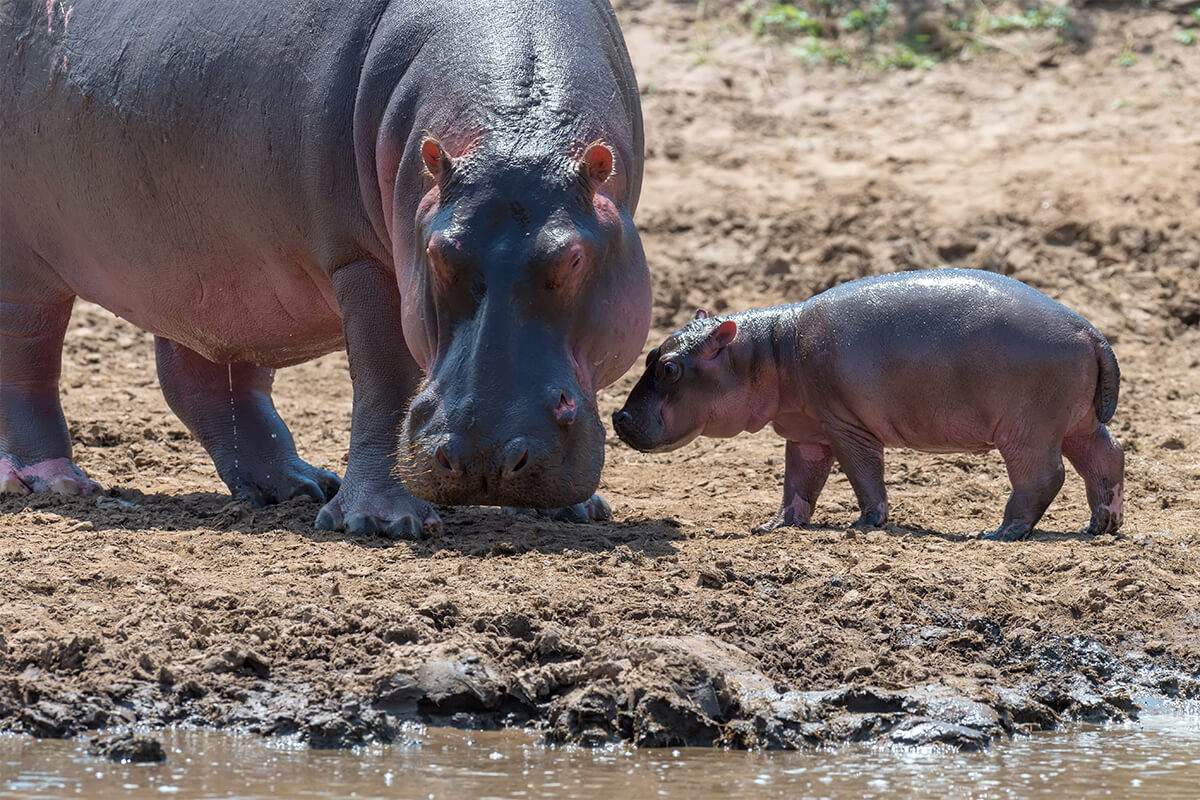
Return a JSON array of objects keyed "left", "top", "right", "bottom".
[{"left": 1, "top": 0, "right": 650, "bottom": 536}]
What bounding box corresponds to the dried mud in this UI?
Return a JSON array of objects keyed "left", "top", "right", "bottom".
[{"left": 2, "top": 2, "right": 1199, "bottom": 750}]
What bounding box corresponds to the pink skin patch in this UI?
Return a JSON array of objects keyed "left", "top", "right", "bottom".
[
  {"left": 0, "top": 457, "right": 100, "bottom": 496},
  {"left": 1102, "top": 484, "right": 1124, "bottom": 521},
  {"left": 554, "top": 392, "right": 577, "bottom": 424}
]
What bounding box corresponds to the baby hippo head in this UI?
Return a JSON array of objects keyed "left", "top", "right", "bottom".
[{"left": 613, "top": 310, "right": 741, "bottom": 453}]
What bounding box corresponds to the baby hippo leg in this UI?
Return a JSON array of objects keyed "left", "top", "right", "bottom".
[
  {"left": 155, "top": 338, "right": 341, "bottom": 506},
  {"left": 983, "top": 445, "right": 1066, "bottom": 541},
  {"left": 1062, "top": 424, "right": 1124, "bottom": 535},
  {"left": 756, "top": 441, "right": 834, "bottom": 532},
  {"left": 825, "top": 426, "right": 888, "bottom": 528}
]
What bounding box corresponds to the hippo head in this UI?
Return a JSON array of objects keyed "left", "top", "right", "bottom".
[
  {"left": 397, "top": 137, "right": 650, "bottom": 509},
  {"left": 612, "top": 310, "right": 743, "bottom": 453}
]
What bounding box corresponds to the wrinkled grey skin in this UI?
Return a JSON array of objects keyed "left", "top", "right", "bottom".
[
  {"left": 1, "top": 0, "right": 650, "bottom": 537},
  {"left": 614, "top": 269, "right": 1124, "bottom": 541}
]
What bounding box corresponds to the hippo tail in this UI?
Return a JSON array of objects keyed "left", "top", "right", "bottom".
[{"left": 1091, "top": 330, "right": 1120, "bottom": 423}]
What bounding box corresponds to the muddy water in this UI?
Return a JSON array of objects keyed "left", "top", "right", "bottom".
[{"left": 3, "top": 702, "right": 1198, "bottom": 800}]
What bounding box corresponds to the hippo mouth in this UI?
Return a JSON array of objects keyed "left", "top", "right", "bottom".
[
  {"left": 397, "top": 393, "right": 606, "bottom": 510},
  {"left": 611, "top": 408, "right": 697, "bottom": 454}
]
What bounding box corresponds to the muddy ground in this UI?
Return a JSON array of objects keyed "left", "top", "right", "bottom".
[{"left": 2, "top": 2, "right": 1199, "bottom": 750}]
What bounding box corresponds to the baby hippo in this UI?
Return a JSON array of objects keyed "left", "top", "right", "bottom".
[{"left": 613, "top": 269, "right": 1123, "bottom": 541}]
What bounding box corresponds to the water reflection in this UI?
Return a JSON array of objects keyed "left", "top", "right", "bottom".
[{"left": 2, "top": 701, "right": 1198, "bottom": 800}]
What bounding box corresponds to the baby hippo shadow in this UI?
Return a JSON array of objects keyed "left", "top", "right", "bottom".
[
  {"left": 732, "top": 518, "right": 1119, "bottom": 544},
  {"left": 1, "top": 488, "right": 685, "bottom": 557},
  {"left": 872, "top": 521, "right": 1123, "bottom": 544}
]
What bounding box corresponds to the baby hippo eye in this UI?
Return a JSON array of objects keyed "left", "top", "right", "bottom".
[{"left": 659, "top": 359, "right": 681, "bottom": 383}]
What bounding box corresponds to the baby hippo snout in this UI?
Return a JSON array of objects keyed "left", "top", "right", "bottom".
[{"left": 612, "top": 408, "right": 663, "bottom": 452}]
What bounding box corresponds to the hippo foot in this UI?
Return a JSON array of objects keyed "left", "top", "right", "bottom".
[
  {"left": 504, "top": 494, "right": 612, "bottom": 524},
  {"left": 1080, "top": 506, "right": 1123, "bottom": 536},
  {"left": 315, "top": 482, "right": 442, "bottom": 540},
  {"left": 850, "top": 509, "right": 887, "bottom": 530},
  {"left": 0, "top": 456, "right": 101, "bottom": 496},
  {"left": 224, "top": 459, "right": 341, "bottom": 508},
  {"left": 753, "top": 498, "right": 814, "bottom": 533},
  {"left": 979, "top": 523, "right": 1032, "bottom": 542}
]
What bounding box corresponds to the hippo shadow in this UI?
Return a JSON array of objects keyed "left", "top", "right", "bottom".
[
  {"left": 1, "top": 489, "right": 684, "bottom": 556},
  {"left": 877, "top": 521, "right": 1122, "bottom": 544},
  {"left": 416, "top": 506, "right": 685, "bottom": 559}
]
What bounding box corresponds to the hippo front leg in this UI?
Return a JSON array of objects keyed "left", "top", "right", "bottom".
[
  {"left": 156, "top": 339, "right": 341, "bottom": 506},
  {"left": 315, "top": 260, "right": 441, "bottom": 539},
  {"left": 1, "top": 294, "right": 100, "bottom": 497},
  {"left": 755, "top": 441, "right": 834, "bottom": 532}
]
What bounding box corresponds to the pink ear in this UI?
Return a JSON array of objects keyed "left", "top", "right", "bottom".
[
  {"left": 694, "top": 308, "right": 708, "bottom": 320},
  {"left": 578, "top": 141, "right": 614, "bottom": 194},
  {"left": 701, "top": 319, "right": 737, "bottom": 358},
  {"left": 421, "top": 136, "right": 453, "bottom": 183}
]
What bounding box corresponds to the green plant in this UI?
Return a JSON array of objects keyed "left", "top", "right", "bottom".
[
  {"left": 986, "top": 5, "right": 1072, "bottom": 34},
  {"left": 877, "top": 43, "right": 938, "bottom": 70},
  {"left": 753, "top": 3, "right": 823, "bottom": 37},
  {"left": 843, "top": 0, "right": 892, "bottom": 35},
  {"left": 1117, "top": 47, "right": 1137, "bottom": 67},
  {"left": 788, "top": 37, "right": 852, "bottom": 64},
  {"left": 1175, "top": 30, "right": 1196, "bottom": 45}
]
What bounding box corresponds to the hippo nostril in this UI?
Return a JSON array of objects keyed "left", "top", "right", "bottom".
[
  {"left": 555, "top": 391, "right": 577, "bottom": 426},
  {"left": 501, "top": 438, "right": 531, "bottom": 480},
  {"left": 435, "top": 445, "right": 455, "bottom": 474},
  {"left": 613, "top": 409, "right": 631, "bottom": 431}
]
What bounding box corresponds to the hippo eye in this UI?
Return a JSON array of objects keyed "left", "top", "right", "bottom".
[{"left": 658, "top": 359, "right": 681, "bottom": 383}]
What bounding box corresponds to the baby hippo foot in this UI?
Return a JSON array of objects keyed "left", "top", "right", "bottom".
[
  {"left": 979, "top": 522, "right": 1033, "bottom": 542},
  {"left": 753, "top": 497, "right": 814, "bottom": 533},
  {"left": 315, "top": 481, "right": 442, "bottom": 540},
  {"left": 1, "top": 456, "right": 101, "bottom": 496},
  {"left": 222, "top": 457, "right": 341, "bottom": 508},
  {"left": 850, "top": 503, "right": 888, "bottom": 530},
  {"left": 1080, "top": 485, "right": 1123, "bottom": 536},
  {"left": 504, "top": 494, "right": 613, "bottom": 524}
]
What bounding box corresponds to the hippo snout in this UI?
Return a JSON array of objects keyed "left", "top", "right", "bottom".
[
  {"left": 612, "top": 408, "right": 661, "bottom": 453},
  {"left": 399, "top": 384, "right": 605, "bottom": 509}
]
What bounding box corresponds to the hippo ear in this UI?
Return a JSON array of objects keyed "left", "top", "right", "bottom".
[
  {"left": 577, "top": 140, "right": 615, "bottom": 194},
  {"left": 421, "top": 136, "right": 453, "bottom": 184},
  {"left": 700, "top": 319, "right": 737, "bottom": 359},
  {"left": 694, "top": 308, "right": 709, "bottom": 320}
]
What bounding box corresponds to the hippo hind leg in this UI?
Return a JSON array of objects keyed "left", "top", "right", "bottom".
[
  {"left": 982, "top": 444, "right": 1065, "bottom": 542},
  {"left": 825, "top": 425, "right": 888, "bottom": 528},
  {"left": 155, "top": 337, "right": 340, "bottom": 506},
  {"left": 1062, "top": 424, "right": 1124, "bottom": 535}
]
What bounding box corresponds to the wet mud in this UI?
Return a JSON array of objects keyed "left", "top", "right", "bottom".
[{"left": 2, "top": 1, "right": 1199, "bottom": 750}]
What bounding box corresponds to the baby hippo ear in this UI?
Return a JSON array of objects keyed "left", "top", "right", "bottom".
[
  {"left": 421, "top": 136, "right": 454, "bottom": 184},
  {"left": 694, "top": 308, "right": 709, "bottom": 320},
  {"left": 699, "top": 319, "right": 737, "bottom": 359},
  {"left": 578, "top": 140, "right": 615, "bottom": 195}
]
